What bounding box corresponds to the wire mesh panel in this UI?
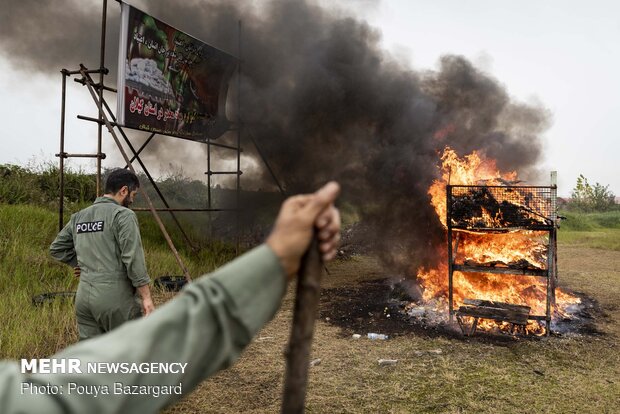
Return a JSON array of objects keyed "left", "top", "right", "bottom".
[{"left": 448, "top": 185, "right": 557, "bottom": 230}]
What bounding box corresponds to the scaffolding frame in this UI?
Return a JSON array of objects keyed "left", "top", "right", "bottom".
[{"left": 56, "top": 0, "right": 252, "bottom": 280}]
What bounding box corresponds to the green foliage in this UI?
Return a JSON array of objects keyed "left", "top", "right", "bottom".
[
  {"left": 146, "top": 169, "right": 210, "bottom": 207},
  {"left": 568, "top": 174, "right": 616, "bottom": 212},
  {"left": 0, "top": 162, "right": 96, "bottom": 207}
]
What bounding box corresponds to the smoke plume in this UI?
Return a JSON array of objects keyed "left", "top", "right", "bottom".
[{"left": 0, "top": 0, "right": 550, "bottom": 274}]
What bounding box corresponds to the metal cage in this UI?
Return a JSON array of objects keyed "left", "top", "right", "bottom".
[{"left": 446, "top": 183, "right": 558, "bottom": 335}]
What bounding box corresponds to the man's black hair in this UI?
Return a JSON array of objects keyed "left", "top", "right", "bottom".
[{"left": 104, "top": 169, "right": 140, "bottom": 194}]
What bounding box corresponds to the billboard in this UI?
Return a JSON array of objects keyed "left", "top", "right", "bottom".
[{"left": 117, "top": 3, "right": 237, "bottom": 141}]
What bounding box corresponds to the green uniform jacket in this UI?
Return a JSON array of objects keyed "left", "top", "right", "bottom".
[
  {"left": 50, "top": 197, "right": 150, "bottom": 338},
  {"left": 0, "top": 245, "right": 286, "bottom": 413},
  {"left": 50, "top": 196, "right": 150, "bottom": 288}
]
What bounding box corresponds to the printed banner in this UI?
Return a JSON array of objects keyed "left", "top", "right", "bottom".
[{"left": 117, "top": 3, "right": 237, "bottom": 140}]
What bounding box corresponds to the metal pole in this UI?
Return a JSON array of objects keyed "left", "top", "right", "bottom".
[
  {"left": 125, "top": 133, "right": 156, "bottom": 168},
  {"left": 551, "top": 171, "right": 558, "bottom": 306},
  {"left": 58, "top": 70, "right": 69, "bottom": 231},
  {"left": 553, "top": 230, "right": 558, "bottom": 304},
  {"left": 447, "top": 185, "right": 454, "bottom": 323},
  {"left": 545, "top": 230, "right": 553, "bottom": 336},
  {"left": 550, "top": 173, "right": 558, "bottom": 324},
  {"left": 206, "top": 138, "right": 213, "bottom": 240},
  {"left": 247, "top": 130, "right": 286, "bottom": 196},
  {"left": 96, "top": 0, "right": 108, "bottom": 196},
  {"left": 236, "top": 19, "right": 242, "bottom": 255},
  {"left": 207, "top": 139, "right": 212, "bottom": 209}
]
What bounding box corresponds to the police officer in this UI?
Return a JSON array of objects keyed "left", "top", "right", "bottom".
[
  {"left": 50, "top": 168, "right": 154, "bottom": 340},
  {"left": 0, "top": 181, "right": 341, "bottom": 414}
]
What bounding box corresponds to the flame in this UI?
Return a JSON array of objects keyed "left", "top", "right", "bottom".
[
  {"left": 415, "top": 147, "right": 580, "bottom": 334},
  {"left": 429, "top": 148, "right": 518, "bottom": 228}
]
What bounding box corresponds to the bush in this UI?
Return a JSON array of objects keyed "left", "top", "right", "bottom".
[
  {"left": 0, "top": 162, "right": 96, "bottom": 207},
  {"left": 568, "top": 174, "right": 616, "bottom": 212}
]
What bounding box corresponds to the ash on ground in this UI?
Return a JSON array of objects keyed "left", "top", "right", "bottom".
[
  {"left": 551, "top": 294, "right": 606, "bottom": 337},
  {"left": 319, "top": 278, "right": 606, "bottom": 340},
  {"left": 319, "top": 278, "right": 458, "bottom": 339}
]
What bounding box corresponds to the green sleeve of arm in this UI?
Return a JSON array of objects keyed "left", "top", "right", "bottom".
[
  {"left": 49, "top": 221, "right": 78, "bottom": 268},
  {"left": 0, "top": 244, "right": 286, "bottom": 414},
  {"left": 115, "top": 211, "right": 150, "bottom": 287}
]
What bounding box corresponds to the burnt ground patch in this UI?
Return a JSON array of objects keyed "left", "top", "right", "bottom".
[
  {"left": 552, "top": 291, "right": 609, "bottom": 337},
  {"left": 318, "top": 277, "right": 609, "bottom": 343},
  {"left": 319, "top": 278, "right": 461, "bottom": 340}
]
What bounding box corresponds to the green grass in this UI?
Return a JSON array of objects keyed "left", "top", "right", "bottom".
[
  {"left": 558, "top": 210, "right": 620, "bottom": 250},
  {"left": 0, "top": 204, "right": 77, "bottom": 358},
  {"left": 0, "top": 203, "right": 236, "bottom": 360},
  {"left": 2, "top": 199, "right": 619, "bottom": 412}
]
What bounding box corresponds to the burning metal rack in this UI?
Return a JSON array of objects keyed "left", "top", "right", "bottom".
[{"left": 446, "top": 180, "right": 558, "bottom": 335}]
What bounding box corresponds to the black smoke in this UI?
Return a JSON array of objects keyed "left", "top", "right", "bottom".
[
  {"left": 0, "top": 0, "right": 549, "bottom": 274},
  {"left": 0, "top": 0, "right": 114, "bottom": 73}
]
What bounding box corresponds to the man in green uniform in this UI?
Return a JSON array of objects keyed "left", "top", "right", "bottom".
[
  {"left": 50, "top": 168, "right": 154, "bottom": 341},
  {"left": 0, "top": 181, "right": 340, "bottom": 414}
]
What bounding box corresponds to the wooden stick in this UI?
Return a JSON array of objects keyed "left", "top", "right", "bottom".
[{"left": 281, "top": 235, "right": 324, "bottom": 414}]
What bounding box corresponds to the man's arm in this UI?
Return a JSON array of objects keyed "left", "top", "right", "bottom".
[
  {"left": 49, "top": 221, "right": 77, "bottom": 268},
  {"left": 114, "top": 211, "right": 150, "bottom": 287},
  {"left": 115, "top": 211, "right": 152, "bottom": 313},
  {"left": 0, "top": 244, "right": 286, "bottom": 414},
  {"left": 1, "top": 182, "right": 340, "bottom": 414}
]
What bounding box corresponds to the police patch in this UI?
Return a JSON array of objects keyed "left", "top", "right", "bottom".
[{"left": 76, "top": 221, "right": 105, "bottom": 234}]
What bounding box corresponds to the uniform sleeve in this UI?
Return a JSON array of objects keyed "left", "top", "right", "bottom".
[
  {"left": 0, "top": 244, "right": 286, "bottom": 414},
  {"left": 114, "top": 210, "right": 150, "bottom": 287},
  {"left": 49, "top": 220, "right": 78, "bottom": 268}
]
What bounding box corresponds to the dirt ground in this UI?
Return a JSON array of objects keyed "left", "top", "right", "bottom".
[{"left": 165, "top": 246, "right": 620, "bottom": 413}]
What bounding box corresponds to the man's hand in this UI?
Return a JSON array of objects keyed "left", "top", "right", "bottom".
[
  {"left": 267, "top": 181, "right": 341, "bottom": 278},
  {"left": 136, "top": 284, "right": 155, "bottom": 316},
  {"left": 141, "top": 297, "right": 155, "bottom": 316},
  {"left": 73, "top": 267, "right": 81, "bottom": 278}
]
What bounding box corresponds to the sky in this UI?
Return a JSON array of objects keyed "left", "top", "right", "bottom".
[
  {"left": 357, "top": 0, "right": 620, "bottom": 197},
  {"left": 0, "top": 0, "right": 618, "bottom": 197}
]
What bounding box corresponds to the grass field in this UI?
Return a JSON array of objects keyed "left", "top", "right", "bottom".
[
  {"left": 557, "top": 210, "right": 620, "bottom": 251},
  {"left": 1, "top": 205, "right": 619, "bottom": 413},
  {"left": 0, "top": 203, "right": 236, "bottom": 360},
  {"left": 165, "top": 246, "right": 620, "bottom": 414}
]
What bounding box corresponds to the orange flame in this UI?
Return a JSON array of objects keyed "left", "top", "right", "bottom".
[{"left": 415, "top": 147, "right": 580, "bottom": 334}]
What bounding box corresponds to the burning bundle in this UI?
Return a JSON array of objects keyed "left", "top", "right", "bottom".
[
  {"left": 449, "top": 186, "right": 553, "bottom": 230},
  {"left": 456, "top": 299, "right": 531, "bottom": 336}
]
